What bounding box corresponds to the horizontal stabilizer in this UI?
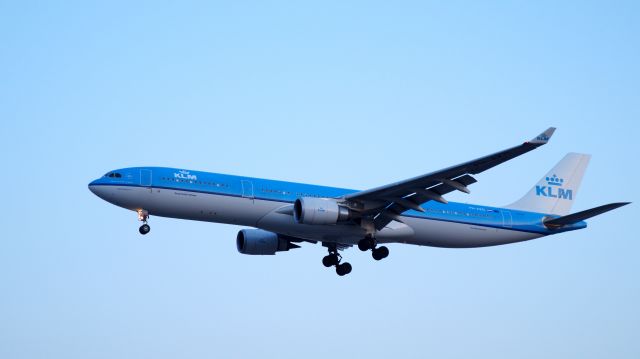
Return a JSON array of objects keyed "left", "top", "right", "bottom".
[{"left": 543, "top": 202, "right": 630, "bottom": 229}]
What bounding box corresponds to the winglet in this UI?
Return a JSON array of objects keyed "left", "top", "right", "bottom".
[{"left": 528, "top": 127, "right": 556, "bottom": 144}]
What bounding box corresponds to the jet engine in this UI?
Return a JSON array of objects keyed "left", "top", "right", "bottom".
[
  {"left": 236, "top": 229, "right": 298, "bottom": 255},
  {"left": 293, "top": 197, "right": 351, "bottom": 225}
]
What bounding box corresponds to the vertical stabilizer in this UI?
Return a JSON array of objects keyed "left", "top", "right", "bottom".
[{"left": 506, "top": 153, "right": 591, "bottom": 215}]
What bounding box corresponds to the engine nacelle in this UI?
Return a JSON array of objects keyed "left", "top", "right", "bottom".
[
  {"left": 236, "top": 229, "right": 297, "bottom": 255},
  {"left": 293, "top": 197, "right": 351, "bottom": 225}
]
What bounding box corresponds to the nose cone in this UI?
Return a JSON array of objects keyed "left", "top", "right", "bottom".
[
  {"left": 88, "top": 180, "right": 99, "bottom": 195},
  {"left": 88, "top": 179, "right": 109, "bottom": 200}
]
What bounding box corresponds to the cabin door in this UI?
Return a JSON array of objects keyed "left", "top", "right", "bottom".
[
  {"left": 501, "top": 210, "right": 513, "bottom": 228},
  {"left": 241, "top": 180, "right": 254, "bottom": 199},
  {"left": 140, "top": 169, "right": 152, "bottom": 188}
]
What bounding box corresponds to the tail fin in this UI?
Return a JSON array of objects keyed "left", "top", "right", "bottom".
[{"left": 506, "top": 153, "right": 591, "bottom": 215}]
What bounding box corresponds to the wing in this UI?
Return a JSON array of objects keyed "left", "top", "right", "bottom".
[{"left": 343, "top": 127, "right": 557, "bottom": 230}]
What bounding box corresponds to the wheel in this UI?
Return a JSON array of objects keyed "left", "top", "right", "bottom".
[
  {"left": 139, "top": 223, "right": 150, "bottom": 235},
  {"left": 372, "top": 246, "right": 389, "bottom": 260},
  {"left": 322, "top": 255, "right": 334, "bottom": 267},
  {"left": 336, "top": 262, "right": 352, "bottom": 276},
  {"left": 322, "top": 254, "right": 339, "bottom": 267},
  {"left": 358, "top": 238, "right": 371, "bottom": 251},
  {"left": 342, "top": 262, "right": 352, "bottom": 274}
]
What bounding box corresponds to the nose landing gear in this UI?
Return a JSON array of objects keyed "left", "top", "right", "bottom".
[
  {"left": 137, "top": 209, "right": 150, "bottom": 235},
  {"left": 139, "top": 223, "right": 150, "bottom": 235},
  {"left": 322, "top": 245, "right": 352, "bottom": 276}
]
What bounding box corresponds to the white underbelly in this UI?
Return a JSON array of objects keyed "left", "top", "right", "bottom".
[{"left": 394, "top": 216, "right": 542, "bottom": 248}]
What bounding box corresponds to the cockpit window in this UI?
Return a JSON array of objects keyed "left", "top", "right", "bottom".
[
  {"left": 114, "top": 173, "right": 122, "bottom": 178},
  {"left": 104, "top": 172, "right": 122, "bottom": 178}
]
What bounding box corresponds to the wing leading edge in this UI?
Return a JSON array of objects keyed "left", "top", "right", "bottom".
[{"left": 344, "top": 127, "right": 557, "bottom": 230}]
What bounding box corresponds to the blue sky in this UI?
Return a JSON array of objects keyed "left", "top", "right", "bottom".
[{"left": 1, "top": 1, "right": 638, "bottom": 358}]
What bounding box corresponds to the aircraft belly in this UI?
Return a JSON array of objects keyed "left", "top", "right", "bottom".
[
  {"left": 398, "top": 216, "right": 542, "bottom": 248},
  {"left": 149, "top": 190, "right": 280, "bottom": 227},
  {"left": 96, "top": 186, "right": 277, "bottom": 227}
]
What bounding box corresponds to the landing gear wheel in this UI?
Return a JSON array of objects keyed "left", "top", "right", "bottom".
[
  {"left": 323, "top": 244, "right": 352, "bottom": 275},
  {"left": 372, "top": 246, "right": 389, "bottom": 260},
  {"left": 358, "top": 238, "right": 375, "bottom": 251},
  {"left": 336, "top": 262, "right": 352, "bottom": 276},
  {"left": 139, "top": 223, "right": 150, "bottom": 235},
  {"left": 322, "top": 254, "right": 339, "bottom": 267}
]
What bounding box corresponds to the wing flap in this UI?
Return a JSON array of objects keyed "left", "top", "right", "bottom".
[{"left": 374, "top": 174, "right": 478, "bottom": 229}]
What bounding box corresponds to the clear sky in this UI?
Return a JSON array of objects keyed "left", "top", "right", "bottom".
[{"left": 1, "top": 1, "right": 638, "bottom": 358}]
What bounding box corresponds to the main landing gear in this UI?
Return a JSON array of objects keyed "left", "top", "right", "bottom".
[
  {"left": 358, "top": 237, "right": 389, "bottom": 261},
  {"left": 322, "top": 245, "right": 352, "bottom": 276},
  {"left": 137, "top": 209, "right": 150, "bottom": 235}
]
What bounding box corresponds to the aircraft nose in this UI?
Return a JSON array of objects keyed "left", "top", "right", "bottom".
[
  {"left": 88, "top": 178, "right": 117, "bottom": 203},
  {"left": 88, "top": 180, "right": 103, "bottom": 197}
]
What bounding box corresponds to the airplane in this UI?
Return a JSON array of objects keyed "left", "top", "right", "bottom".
[{"left": 88, "top": 127, "right": 629, "bottom": 276}]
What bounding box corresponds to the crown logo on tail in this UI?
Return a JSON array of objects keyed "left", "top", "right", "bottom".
[{"left": 546, "top": 174, "right": 564, "bottom": 186}]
